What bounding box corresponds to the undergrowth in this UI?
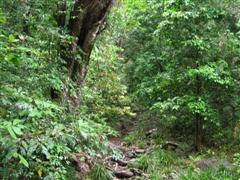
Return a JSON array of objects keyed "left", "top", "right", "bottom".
[
  {"left": 129, "top": 148, "right": 181, "bottom": 178},
  {"left": 88, "top": 163, "right": 113, "bottom": 180},
  {"left": 180, "top": 167, "right": 240, "bottom": 180}
]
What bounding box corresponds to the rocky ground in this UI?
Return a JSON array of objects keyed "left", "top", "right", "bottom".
[
  {"left": 107, "top": 136, "right": 150, "bottom": 179},
  {"left": 72, "top": 122, "right": 236, "bottom": 180}
]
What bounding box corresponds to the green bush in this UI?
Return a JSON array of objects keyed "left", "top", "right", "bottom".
[
  {"left": 89, "top": 163, "right": 113, "bottom": 180},
  {"left": 129, "top": 148, "right": 180, "bottom": 178},
  {"left": 123, "top": 131, "right": 145, "bottom": 146},
  {"left": 0, "top": 12, "right": 114, "bottom": 178},
  {"left": 124, "top": 0, "right": 240, "bottom": 147}
]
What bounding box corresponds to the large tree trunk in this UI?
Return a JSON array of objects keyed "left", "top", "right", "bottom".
[
  {"left": 195, "top": 63, "right": 203, "bottom": 151},
  {"left": 56, "top": 0, "right": 115, "bottom": 109}
]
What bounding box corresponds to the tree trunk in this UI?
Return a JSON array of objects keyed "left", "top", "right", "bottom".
[
  {"left": 56, "top": 0, "right": 115, "bottom": 109},
  {"left": 195, "top": 110, "right": 202, "bottom": 151},
  {"left": 195, "top": 63, "right": 203, "bottom": 151}
]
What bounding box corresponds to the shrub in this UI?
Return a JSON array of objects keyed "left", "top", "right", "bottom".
[{"left": 89, "top": 163, "right": 113, "bottom": 180}]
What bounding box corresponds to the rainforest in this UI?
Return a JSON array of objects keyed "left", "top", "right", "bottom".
[{"left": 1, "top": 0, "right": 240, "bottom": 179}]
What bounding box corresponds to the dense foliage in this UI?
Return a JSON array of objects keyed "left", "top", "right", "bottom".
[
  {"left": 1, "top": 0, "right": 240, "bottom": 179},
  {"left": 0, "top": 1, "right": 123, "bottom": 178},
  {"left": 124, "top": 0, "right": 240, "bottom": 149}
]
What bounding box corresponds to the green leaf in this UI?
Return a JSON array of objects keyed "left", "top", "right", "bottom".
[
  {"left": 80, "top": 131, "right": 88, "bottom": 140},
  {"left": 12, "top": 126, "right": 23, "bottom": 136},
  {"left": 7, "top": 126, "right": 17, "bottom": 139},
  {"left": 5, "top": 54, "right": 20, "bottom": 65},
  {"left": 8, "top": 34, "right": 15, "bottom": 42},
  {"left": 0, "top": 9, "right": 6, "bottom": 24},
  {"left": 18, "top": 154, "right": 29, "bottom": 168},
  {"left": 13, "top": 119, "right": 21, "bottom": 125}
]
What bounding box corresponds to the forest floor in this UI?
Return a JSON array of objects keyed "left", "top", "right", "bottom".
[
  {"left": 107, "top": 124, "right": 151, "bottom": 179},
  {"left": 101, "top": 116, "right": 238, "bottom": 180},
  {"left": 74, "top": 116, "right": 238, "bottom": 179}
]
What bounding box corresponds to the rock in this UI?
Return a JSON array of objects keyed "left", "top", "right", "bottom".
[
  {"left": 128, "top": 158, "right": 137, "bottom": 163},
  {"left": 112, "top": 158, "right": 128, "bottom": 166},
  {"left": 71, "top": 153, "right": 93, "bottom": 176},
  {"left": 125, "top": 148, "right": 145, "bottom": 159},
  {"left": 146, "top": 128, "right": 157, "bottom": 137},
  {"left": 135, "top": 149, "right": 145, "bottom": 154},
  {"left": 114, "top": 170, "right": 134, "bottom": 178},
  {"left": 72, "top": 156, "right": 91, "bottom": 176},
  {"left": 168, "top": 172, "right": 179, "bottom": 180},
  {"left": 196, "top": 158, "right": 234, "bottom": 170},
  {"left": 162, "top": 141, "right": 179, "bottom": 151},
  {"left": 126, "top": 151, "right": 137, "bottom": 158},
  {"left": 130, "top": 168, "right": 142, "bottom": 176}
]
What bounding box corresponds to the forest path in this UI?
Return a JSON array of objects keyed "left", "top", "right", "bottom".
[
  {"left": 73, "top": 118, "right": 152, "bottom": 179},
  {"left": 105, "top": 123, "right": 150, "bottom": 179}
]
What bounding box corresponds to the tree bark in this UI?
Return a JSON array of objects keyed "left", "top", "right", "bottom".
[
  {"left": 56, "top": 0, "right": 115, "bottom": 108},
  {"left": 195, "top": 63, "right": 203, "bottom": 151},
  {"left": 195, "top": 110, "right": 202, "bottom": 151}
]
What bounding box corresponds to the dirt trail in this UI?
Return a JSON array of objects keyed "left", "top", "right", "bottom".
[
  {"left": 73, "top": 122, "right": 151, "bottom": 179},
  {"left": 105, "top": 125, "right": 150, "bottom": 179}
]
